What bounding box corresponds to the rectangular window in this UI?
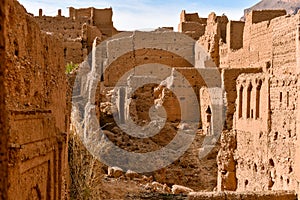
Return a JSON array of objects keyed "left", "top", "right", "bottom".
[
  {"left": 239, "top": 87, "right": 243, "bottom": 118},
  {"left": 246, "top": 85, "right": 252, "bottom": 119},
  {"left": 287, "top": 91, "right": 289, "bottom": 107},
  {"left": 279, "top": 92, "right": 282, "bottom": 103},
  {"left": 256, "top": 86, "right": 261, "bottom": 119}
]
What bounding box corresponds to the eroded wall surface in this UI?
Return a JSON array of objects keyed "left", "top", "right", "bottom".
[
  {"left": 181, "top": 8, "right": 300, "bottom": 194},
  {"left": 4, "top": 1, "right": 68, "bottom": 199},
  {"left": 0, "top": 0, "right": 8, "bottom": 199},
  {"left": 223, "top": 11, "right": 300, "bottom": 193}
]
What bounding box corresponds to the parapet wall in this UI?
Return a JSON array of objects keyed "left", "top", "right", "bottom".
[{"left": 247, "top": 10, "right": 287, "bottom": 24}]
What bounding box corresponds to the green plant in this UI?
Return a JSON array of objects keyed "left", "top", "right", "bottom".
[{"left": 65, "top": 62, "right": 79, "bottom": 74}]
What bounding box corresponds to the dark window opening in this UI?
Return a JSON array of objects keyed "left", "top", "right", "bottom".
[
  {"left": 256, "top": 81, "right": 262, "bottom": 119},
  {"left": 274, "top": 132, "right": 278, "bottom": 141},
  {"left": 246, "top": 84, "right": 252, "bottom": 118},
  {"left": 280, "top": 92, "right": 282, "bottom": 103},
  {"left": 239, "top": 86, "right": 243, "bottom": 118},
  {"left": 287, "top": 91, "right": 289, "bottom": 107}
]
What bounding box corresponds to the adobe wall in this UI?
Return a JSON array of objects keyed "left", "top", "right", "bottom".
[
  {"left": 178, "top": 10, "right": 207, "bottom": 40},
  {"left": 0, "top": 0, "right": 8, "bottom": 199},
  {"left": 198, "top": 12, "right": 228, "bottom": 67},
  {"left": 270, "top": 14, "right": 299, "bottom": 76},
  {"left": 226, "top": 21, "right": 244, "bottom": 50},
  {"left": 268, "top": 75, "right": 298, "bottom": 191},
  {"left": 93, "top": 8, "right": 117, "bottom": 37},
  {"left": 296, "top": 24, "right": 300, "bottom": 195},
  {"left": 234, "top": 73, "right": 271, "bottom": 191},
  {"left": 220, "top": 10, "right": 292, "bottom": 69},
  {"left": 178, "top": 8, "right": 300, "bottom": 194},
  {"left": 4, "top": 0, "right": 68, "bottom": 199},
  {"left": 34, "top": 15, "right": 89, "bottom": 64},
  {"left": 223, "top": 10, "right": 300, "bottom": 193},
  {"left": 34, "top": 7, "right": 118, "bottom": 65},
  {"left": 247, "top": 10, "right": 287, "bottom": 24},
  {"left": 222, "top": 68, "right": 262, "bottom": 130},
  {"left": 180, "top": 11, "right": 263, "bottom": 131},
  {"left": 189, "top": 190, "right": 297, "bottom": 200},
  {"left": 104, "top": 48, "right": 193, "bottom": 87},
  {"left": 69, "top": 31, "right": 223, "bottom": 193},
  {"left": 69, "top": 7, "right": 117, "bottom": 35},
  {"left": 101, "top": 31, "right": 215, "bottom": 127}
]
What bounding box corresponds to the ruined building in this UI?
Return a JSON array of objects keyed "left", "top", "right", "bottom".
[
  {"left": 179, "top": 8, "right": 300, "bottom": 196},
  {"left": 1, "top": 0, "right": 300, "bottom": 199},
  {"left": 34, "top": 7, "right": 118, "bottom": 64}
]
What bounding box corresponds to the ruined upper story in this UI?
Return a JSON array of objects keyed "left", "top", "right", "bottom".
[
  {"left": 220, "top": 9, "right": 299, "bottom": 74},
  {"left": 180, "top": 9, "right": 300, "bottom": 76},
  {"left": 33, "top": 7, "right": 119, "bottom": 64},
  {"left": 35, "top": 7, "right": 118, "bottom": 38},
  {"left": 178, "top": 10, "right": 207, "bottom": 40}
]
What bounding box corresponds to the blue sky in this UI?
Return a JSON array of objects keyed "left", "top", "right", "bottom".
[{"left": 18, "top": 0, "right": 260, "bottom": 30}]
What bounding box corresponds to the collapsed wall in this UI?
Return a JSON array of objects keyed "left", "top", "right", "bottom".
[
  {"left": 3, "top": 0, "right": 68, "bottom": 199},
  {"left": 69, "top": 31, "right": 223, "bottom": 194},
  {"left": 34, "top": 7, "right": 118, "bottom": 65}
]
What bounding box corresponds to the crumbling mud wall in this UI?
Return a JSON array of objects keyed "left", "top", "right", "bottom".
[
  {"left": 34, "top": 7, "right": 118, "bottom": 64},
  {"left": 217, "top": 10, "right": 300, "bottom": 193},
  {"left": 220, "top": 10, "right": 287, "bottom": 69},
  {"left": 0, "top": 0, "right": 8, "bottom": 199},
  {"left": 198, "top": 12, "right": 228, "bottom": 67},
  {"left": 234, "top": 73, "right": 271, "bottom": 191},
  {"left": 222, "top": 68, "right": 262, "bottom": 130},
  {"left": 181, "top": 8, "right": 300, "bottom": 194},
  {"left": 3, "top": 0, "right": 68, "bottom": 199},
  {"left": 233, "top": 12, "right": 300, "bottom": 193},
  {"left": 69, "top": 31, "right": 223, "bottom": 195},
  {"left": 178, "top": 10, "right": 207, "bottom": 40}
]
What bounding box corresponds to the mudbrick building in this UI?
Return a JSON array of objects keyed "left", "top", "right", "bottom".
[
  {"left": 179, "top": 9, "right": 300, "bottom": 196},
  {"left": 0, "top": 0, "right": 300, "bottom": 199}
]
